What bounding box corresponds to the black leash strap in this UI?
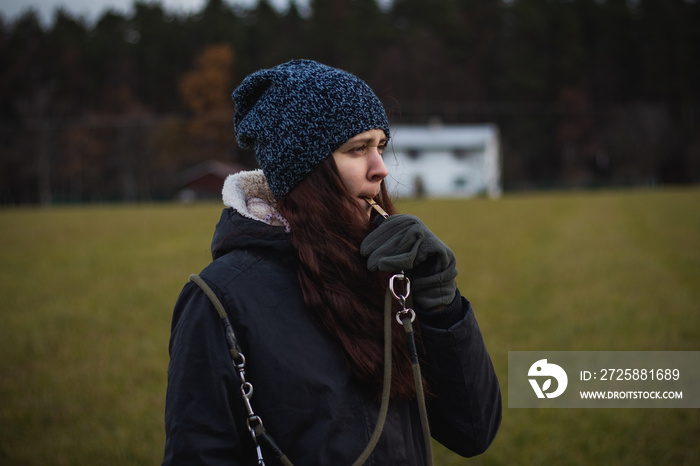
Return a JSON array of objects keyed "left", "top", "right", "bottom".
[{"left": 390, "top": 274, "right": 434, "bottom": 466}]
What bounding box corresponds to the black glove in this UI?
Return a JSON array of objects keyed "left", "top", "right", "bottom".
[{"left": 360, "top": 214, "right": 458, "bottom": 310}]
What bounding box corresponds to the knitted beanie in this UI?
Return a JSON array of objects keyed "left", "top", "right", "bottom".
[{"left": 232, "top": 59, "right": 390, "bottom": 198}]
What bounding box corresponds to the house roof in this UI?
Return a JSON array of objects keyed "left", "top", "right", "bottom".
[
  {"left": 176, "top": 160, "right": 246, "bottom": 188},
  {"left": 389, "top": 124, "right": 499, "bottom": 150}
]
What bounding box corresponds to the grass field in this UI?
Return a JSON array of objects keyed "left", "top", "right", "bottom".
[{"left": 1, "top": 188, "right": 698, "bottom": 465}]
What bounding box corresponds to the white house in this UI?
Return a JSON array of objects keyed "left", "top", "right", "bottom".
[{"left": 384, "top": 123, "right": 502, "bottom": 198}]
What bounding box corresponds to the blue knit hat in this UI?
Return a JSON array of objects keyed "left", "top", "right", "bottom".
[{"left": 232, "top": 59, "right": 390, "bottom": 198}]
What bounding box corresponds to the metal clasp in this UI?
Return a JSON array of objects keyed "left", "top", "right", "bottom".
[
  {"left": 389, "top": 273, "right": 416, "bottom": 324},
  {"left": 395, "top": 308, "right": 416, "bottom": 325},
  {"left": 389, "top": 273, "right": 410, "bottom": 303}
]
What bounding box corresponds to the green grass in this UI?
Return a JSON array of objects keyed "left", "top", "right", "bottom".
[{"left": 1, "top": 188, "right": 699, "bottom": 465}]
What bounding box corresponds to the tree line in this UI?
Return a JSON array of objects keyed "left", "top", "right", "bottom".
[{"left": 1, "top": 0, "right": 698, "bottom": 204}]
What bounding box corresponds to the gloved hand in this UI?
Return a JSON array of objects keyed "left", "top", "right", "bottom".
[{"left": 360, "top": 214, "right": 458, "bottom": 310}]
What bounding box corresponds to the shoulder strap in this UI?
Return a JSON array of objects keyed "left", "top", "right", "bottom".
[
  {"left": 188, "top": 273, "right": 406, "bottom": 465},
  {"left": 189, "top": 273, "right": 293, "bottom": 466},
  {"left": 189, "top": 273, "right": 242, "bottom": 361}
]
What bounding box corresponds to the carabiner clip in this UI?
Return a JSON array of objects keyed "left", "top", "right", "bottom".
[{"left": 389, "top": 273, "right": 411, "bottom": 302}]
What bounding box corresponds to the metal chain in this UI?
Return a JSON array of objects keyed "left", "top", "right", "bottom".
[{"left": 232, "top": 353, "right": 266, "bottom": 465}]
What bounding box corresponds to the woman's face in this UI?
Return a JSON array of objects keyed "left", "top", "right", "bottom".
[{"left": 331, "top": 129, "right": 389, "bottom": 219}]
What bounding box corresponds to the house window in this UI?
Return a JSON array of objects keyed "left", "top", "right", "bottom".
[
  {"left": 407, "top": 149, "right": 420, "bottom": 160},
  {"left": 454, "top": 177, "right": 467, "bottom": 188},
  {"left": 453, "top": 147, "right": 482, "bottom": 159},
  {"left": 453, "top": 149, "right": 470, "bottom": 160}
]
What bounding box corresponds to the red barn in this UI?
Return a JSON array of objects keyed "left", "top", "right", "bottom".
[{"left": 177, "top": 160, "right": 246, "bottom": 202}]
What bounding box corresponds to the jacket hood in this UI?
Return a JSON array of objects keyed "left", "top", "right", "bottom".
[{"left": 211, "top": 170, "right": 293, "bottom": 260}]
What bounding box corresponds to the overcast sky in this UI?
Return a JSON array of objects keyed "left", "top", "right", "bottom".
[{"left": 0, "top": 0, "right": 300, "bottom": 25}]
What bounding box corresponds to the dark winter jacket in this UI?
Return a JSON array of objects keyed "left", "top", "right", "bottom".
[{"left": 163, "top": 170, "right": 501, "bottom": 465}]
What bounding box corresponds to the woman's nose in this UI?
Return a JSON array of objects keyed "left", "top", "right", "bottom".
[{"left": 368, "top": 149, "right": 388, "bottom": 181}]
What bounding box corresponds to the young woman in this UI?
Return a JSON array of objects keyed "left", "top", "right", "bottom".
[{"left": 163, "top": 59, "right": 501, "bottom": 465}]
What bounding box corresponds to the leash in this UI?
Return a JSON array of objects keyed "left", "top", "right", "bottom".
[
  {"left": 390, "top": 273, "right": 434, "bottom": 466},
  {"left": 349, "top": 284, "right": 394, "bottom": 465},
  {"left": 190, "top": 217, "right": 433, "bottom": 465},
  {"left": 189, "top": 274, "right": 292, "bottom": 466},
  {"left": 365, "top": 196, "right": 434, "bottom": 465}
]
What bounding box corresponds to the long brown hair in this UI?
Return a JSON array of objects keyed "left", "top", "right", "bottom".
[{"left": 276, "top": 158, "right": 418, "bottom": 400}]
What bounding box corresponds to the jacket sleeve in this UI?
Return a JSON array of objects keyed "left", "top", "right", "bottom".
[
  {"left": 162, "top": 281, "right": 256, "bottom": 466},
  {"left": 416, "top": 289, "right": 502, "bottom": 457}
]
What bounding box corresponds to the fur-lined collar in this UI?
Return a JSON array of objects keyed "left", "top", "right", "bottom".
[{"left": 222, "top": 169, "right": 290, "bottom": 232}]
